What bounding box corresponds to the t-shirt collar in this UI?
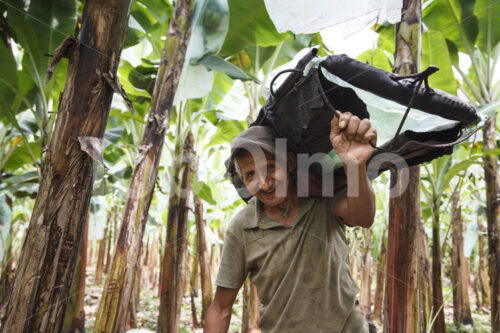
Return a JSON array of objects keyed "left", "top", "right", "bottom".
[{"left": 243, "top": 196, "right": 315, "bottom": 230}]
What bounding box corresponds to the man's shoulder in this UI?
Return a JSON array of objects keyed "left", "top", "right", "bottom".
[{"left": 316, "top": 188, "right": 347, "bottom": 209}]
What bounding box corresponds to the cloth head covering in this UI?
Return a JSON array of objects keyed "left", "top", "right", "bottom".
[{"left": 229, "top": 126, "right": 276, "bottom": 164}]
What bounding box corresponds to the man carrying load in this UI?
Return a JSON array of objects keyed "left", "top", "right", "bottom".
[{"left": 205, "top": 110, "right": 377, "bottom": 333}]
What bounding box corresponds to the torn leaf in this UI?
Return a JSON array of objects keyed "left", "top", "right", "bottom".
[
  {"left": 103, "top": 71, "right": 136, "bottom": 113},
  {"left": 45, "top": 36, "right": 79, "bottom": 83},
  {"left": 78, "top": 137, "right": 108, "bottom": 169}
]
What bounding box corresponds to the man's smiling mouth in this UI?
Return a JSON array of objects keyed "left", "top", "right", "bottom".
[{"left": 259, "top": 188, "right": 275, "bottom": 195}]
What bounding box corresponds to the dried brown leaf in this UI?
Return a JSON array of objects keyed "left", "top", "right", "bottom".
[
  {"left": 102, "top": 71, "right": 136, "bottom": 113},
  {"left": 78, "top": 137, "right": 108, "bottom": 169},
  {"left": 45, "top": 36, "right": 79, "bottom": 84}
]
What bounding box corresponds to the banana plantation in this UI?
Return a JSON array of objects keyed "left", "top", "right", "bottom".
[{"left": 0, "top": 0, "right": 499, "bottom": 332}]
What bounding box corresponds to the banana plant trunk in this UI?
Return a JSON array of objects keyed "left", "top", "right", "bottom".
[
  {"left": 418, "top": 219, "right": 433, "bottom": 332},
  {"left": 482, "top": 113, "right": 500, "bottom": 330},
  {"left": 385, "top": 167, "right": 421, "bottom": 333},
  {"left": 431, "top": 207, "right": 446, "bottom": 332},
  {"left": 372, "top": 231, "right": 386, "bottom": 321},
  {"left": 105, "top": 208, "right": 117, "bottom": 274},
  {"left": 350, "top": 231, "right": 360, "bottom": 282},
  {"left": 360, "top": 228, "right": 372, "bottom": 318},
  {"left": 193, "top": 181, "right": 213, "bottom": 325},
  {"left": 95, "top": 210, "right": 111, "bottom": 285},
  {"left": 149, "top": 236, "right": 159, "bottom": 288},
  {"left": 158, "top": 131, "right": 195, "bottom": 332},
  {"left": 242, "top": 277, "right": 261, "bottom": 333},
  {"left": 450, "top": 191, "right": 472, "bottom": 326},
  {"left": 477, "top": 217, "right": 490, "bottom": 308},
  {"left": 1, "top": 1, "right": 131, "bottom": 331},
  {"left": 93, "top": 0, "right": 194, "bottom": 331},
  {"left": 127, "top": 261, "right": 142, "bottom": 329},
  {"left": 384, "top": 0, "right": 422, "bottom": 331},
  {"left": 190, "top": 254, "right": 200, "bottom": 329},
  {"left": 63, "top": 213, "right": 89, "bottom": 333},
  {"left": 450, "top": 192, "right": 473, "bottom": 325}
]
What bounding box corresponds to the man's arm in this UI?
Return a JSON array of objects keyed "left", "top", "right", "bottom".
[
  {"left": 334, "top": 163, "right": 375, "bottom": 228},
  {"left": 330, "top": 111, "right": 376, "bottom": 228},
  {"left": 204, "top": 286, "right": 239, "bottom": 333}
]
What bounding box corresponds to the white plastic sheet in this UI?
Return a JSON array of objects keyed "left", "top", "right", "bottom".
[
  {"left": 319, "top": 66, "right": 459, "bottom": 145},
  {"left": 263, "top": 0, "right": 402, "bottom": 35},
  {"left": 312, "top": 61, "right": 468, "bottom": 172}
]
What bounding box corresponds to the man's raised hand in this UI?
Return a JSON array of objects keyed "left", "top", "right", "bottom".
[{"left": 329, "top": 110, "right": 377, "bottom": 165}]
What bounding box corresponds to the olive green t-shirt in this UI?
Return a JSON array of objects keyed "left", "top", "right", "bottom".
[{"left": 215, "top": 194, "right": 366, "bottom": 333}]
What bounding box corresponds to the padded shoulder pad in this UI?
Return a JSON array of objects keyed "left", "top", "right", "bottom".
[{"left": 320, "top": 54, "right": 478, "bottom": 124}]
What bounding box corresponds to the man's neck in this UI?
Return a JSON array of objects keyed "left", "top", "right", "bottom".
[{"left": 263, "top": 188, "right": 299, "bottom": 226}]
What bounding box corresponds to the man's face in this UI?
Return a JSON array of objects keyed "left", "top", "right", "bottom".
[{"left": 236, "top": 149, "right": 290, "bottom": 207}]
